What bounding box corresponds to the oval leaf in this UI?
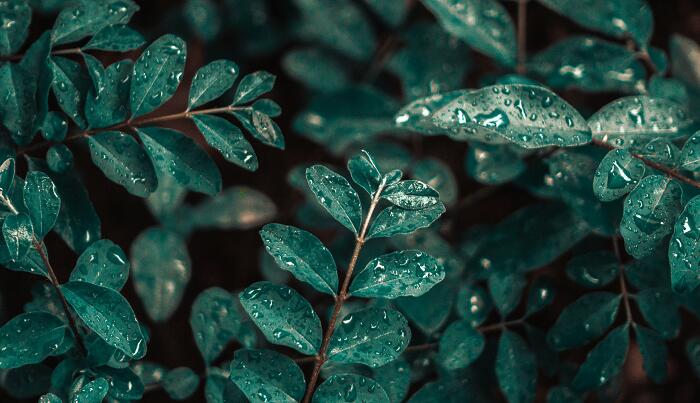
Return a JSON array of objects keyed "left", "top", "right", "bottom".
[
  {"left": 305, "top": 165, "right": 362, "bottom": 234},
  {"left": 230, "top": 349, "right": 305, "bottom": 402}
]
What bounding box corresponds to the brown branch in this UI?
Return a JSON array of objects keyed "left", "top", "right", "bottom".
[
  {"left": 0, "top": 47, "right": 82, "bottom": 62},
  {"left": 611, "top": 236, "right": 634, "bottom": 324},
  {"left": 516, "top": 0, "right": 528, "bottom": 74}
]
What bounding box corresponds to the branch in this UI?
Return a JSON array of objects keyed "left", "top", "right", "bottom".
[
  {"left": 611, "top": 236, "right": 634, "bottom": 324},
  {"left": 516, "top": 0, "right": 528, "bottom": 74},
  {"left": 0, "top": 47, "right": 83, "bottom": 62}
]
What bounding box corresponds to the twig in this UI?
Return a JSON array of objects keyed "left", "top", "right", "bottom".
[
  {"left": 516, "top": 0, "right": 528, "bottom": 74},
  {"left": 611, "top": 236, "right": 633, "bottom": 324},
  {"left": 0, "top": 47, "right": 83, "bottom": 62}
]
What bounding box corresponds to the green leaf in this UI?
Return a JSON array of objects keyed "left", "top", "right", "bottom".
[
  {"left": 46, "top": 144, "right": 73, "bottom": 173},
  {"left": 260, "top": 223, "right": 338, "bottom": 296},
  {"left": 137, "top": 127, "right": 222, "bottom": 195},
  {"left": 95, "top": 366, "right": 144, "bottom": 400},
  {"left": 396, "top": 281, "right": 456, "bottom": 334},
  {"left": 347, "top": 151, "right": 382, "bottom": 196},
  {"left": 350, "top": 250, "right": 444, "bottom": 298},
  {"left": 83, "top": 25, "right": 145, "bottom": 52},
  {"left": 282, "top": 48, "right": 349, "bottom": 92},
  {"left": 0, "top": 62, "right": 37, "bottom": 144},
  {"left": 407, "top": 377, "right": 477, "bottom": 402},
  {"left": 51, "top": 0, "right": 138, "bottom": 45},
  {"left": 85, "top": 59, "right": 133, "bottom": 128},
  {"left": 571, "top": 325, "right": 629, "bottom": 392},
  {"left": 437, "top": 319, "right": 485, "bottom": 370},
  {"left": 621, "top": 175, "right": 682, "bottom": 259},
  {"left": 247, "top": 109, "right": 284, "bottom": 149},
  {"left": 546, "top": 386, "right": 582, "bottom": 403},
  {"left": 432, "top": 84, "right": 591, "bottom": 149},
  {"left": 371, "top": 358, "right": 410, "bottom": 402},
  {"left": 456, "top": 284, "right": 492, "bottom": 326},
  {"left": 495, "top": 330, "right": 537, "bottom": 403},
  {"left": 183, "top": 0, "right": 221, "bottom": 41},
  {"left": 0, "top": 312, "right": 66, "bottom": 368},
  {"left": 20, "top": 32, "right": 52, "bottom": 135},
  {"left": 230, "top": 349, "right": 305, "bottom": 402},
  {"left": 368, "top": 203, "right": 445, "bottom": 239},
  {"left": 421, "top": 0, "right": 516, "bottom": 66},
  {"left": 163, "top": 367, "right": 200, "bottom": 400},
  {"left": 593, "top": 148, "right": 645, "bottom": 202},
  {"left": 466, "top": 143, "right": 526, "bottom": 185},
  {"left": 189, "top": 186, "right": 276, "bottom": 231},
  {"left": 413, "top": 158, "right": 458, "bottom": 206},
  {"left": 636, "top": 288, "right": 680, "bottom": 339},
  {"left": 192, "top": 114, "right": 258, "bottom": 171},
  {"left": 313, "top": 374, "right": 389, "bottom": 403},
  {"left": 40, "top": 112, "right": 67, "bottom": 142},
  {"left": 232, "top": 71, "right": 275, "bottom": 105},
  {"left": 190, "top": 288, "right": 241, "bottom": 365},
  {"left": 635, "top": 325, "right": 668, "bottom": 383},
  {"left": 73, "top": 377, "right": 109, "bottom": 403},
  {"left": 670, "top": 195, "right": 700, "bottom": 293},
  {"left": 39, "top": 393, "right": 62, "bottom": 403},
  {"left": 382, "top": 180, "right": 439, "bottom": 210},
  {"left": 240, "top": 281, "right": 321, "bottom": 355},
  {"left": 565, "top": 251, "right": 619, "bottom": 289},
  {"left": 61, "top": 281, "right": 145, "bottom": 358},
  {"left": 633, "top": 137, "right": 680, "bottom": 167},
  {"left": 680, "top": 131, "right": 700, "bottom": 171},
  {"left": 188, "top": 59, "right": 238, "bottom": 109},
  {"left": 670, "top": 35, "right": 700, "bottom": 88},
  {"left": 0, "top": 0, "right": 31, "bottom": 55},
  {"left": 589, "top": 96, "right": 693, "bottom": 148},
  {"left": 130, "top": 34, "right": 186, "bottom": 118},
  {"left": 50, "top": 56, "right": 88, "bottom": 128},
  {"left": 327, "top": 307, "right": 410, "bottom": 367},
  {"left": 69, "top": 239, "right": 129, "bottom": 291},
  {"left": 488, "top": 271, "right": 526, "bottom": 317},
  {"left": 305, "top": 165, "right": 362, "bottom": 234},
  {"left": 205, "top": 369, "right": 246, "bottom": 403},
  {"left": 3, "top": 213, "right": 33, "bottom": 260},
  {"left": 525, "top": 276, "right": 556, "bottom": 316},
  {"left": 686, "top": 337, "right": 700, "bottom": 378},
  {"left": 395, "top": 90, "right": 467, "bottom": 135},
  {"left": 87, "top": 131, "right": 157, "bottom": 197},
  {"left": 0, "top": 158, "right": 14, "bottom": 193},
  {"left": 363, "top": 0, "right": 408, "bottom": 27},
  {"left": 131, "top": 227, "right": 190, "bottom": 322},
  {"left": 23, "top": 171, "right": 60, "bottom": 239},
  {"left": 547, "top": 292, "right": 621, "bottom": 351}
]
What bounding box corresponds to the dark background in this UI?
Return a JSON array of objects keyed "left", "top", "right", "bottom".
[{"left": 1, "top": 0, "right": 700, "bottom": 401}]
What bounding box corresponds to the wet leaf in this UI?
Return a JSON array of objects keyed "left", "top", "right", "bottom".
[
  {"left": 69, "top": 239, "right": 129, "bottom": 291},
  {"left": 83, "top": 24, "right": 145, "bottom": 52},
  {"left": 496, "top": 330, "right": 537, "bottom": 403},
  {"left": 85, "top": 59, "right": 133, "bottom": 128},
  {"left": 565, "top": 251, "right": 619, "bottom": 289},
  {"left": 188, "top": 59, "right": 238, "bottom": 109},
  {"left": 547, "top": 292, "right": 621, "bottom": 351},
  {"left": 46, "top": 144, "right": 73, "bottom": 174},
  {"left": 348, "top": 151, "right": 383, "bottom": 196},
  {"left": 526, "top": 276, "right": 556, "bottom": 316},
  {"left": 3, "top": 213, "right": 33, "bottom": 261},
  {"left": 371, "top": 357, "right": 410, "bottom": 402},
  {"left": 635, "top": 325, "right": 668, "bottom": 384},
  {"left": 230, "top": 349, "right": 305, "bottom": 402},
  {"left": 382, "top": 180, "right": 439, "bottom": 210},
  {"left": 633, "top": 137, "right": 680, "bottom": 167},
  {"left": 282, "top": 48, "right": 349, "bottom": 92},
  {"left": 0, "top": 0, "right": 31, "bottom": 55},
  {"left": 189, "top": 186, "right": 276, "bottom": 231},
  {"left": 313, "top": 374, "right": 389, "bottom": 403},
  {"left": 593, "top": 148, "right": 645, "bottom": 202},
  {"left": 669, "top": 195, "right": 700, "bottom": 293},
  {"left": 368, "top": 203, "right": 445, "bottom": 239},
  {"left": 488, "top": 271, "right": 526, "bottom": 317},
  {"left": 190, "top": 287, "right": 241, "bottom": 365},
  {"left": 571, "top": 325, "right": 629, "bottom": 392},
  {"left": 163, "top": 367, "right": 200, "bottom": 400},
  {"left": 412, "top": 158, "right": 458, "bottom": 207},
  {"left": 467, "top": 143, "right": 526, "bottom": 185},
  {"left": 438, "top": 319, "right": 485, "bottom": 370},
  {"left": 636, "top": 288, "right": 680, "bottom": 339},
  {"left": 306, "top": 165, "right": 362, "bottom": 234},
  {"left": 456, "top": 284, "right": 492, "bottom": 326},
  {"left": 192, "top": 114, "right": 258, "bottom": 171},
  {"left": 51, "top": 0, "right": 138, "bottom": 45},
  {"left": 95, "top": 366, "right": 144, "bottom": 400},
  {"left": 0, "top": 312, "right": 66, "bottom": 368},
  {"left": 0, "top": 62, "right": 37, "bottom": 144},
  {"left": 232, "top": 71, "right": 275, "bottom": 105},
  {"left": 396, "top": 281, "right": 456, "bottom": 334},
  {"left": 50, "top": 56, "right": 88, "bottom": 128},
  {"left": 680, "top": 131, "right": 700, "bottom": 172},
  {"left": 72, "top": 377, "right": 109, "bottom": 403},
  {"left": 350, "top": 250, "right": 444, "bottom": 298},
  {"left": 23, "top": 171, "right": 60, "bottom": 239}
]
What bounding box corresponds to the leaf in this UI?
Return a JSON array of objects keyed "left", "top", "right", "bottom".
[
  {"left": 2, "top": 213, "right": 33, "bottom": 260},
  {"left": 525, "top": 276, "right": 556, "bottom": 316},
  {"left": 680, "top": 131, "right": 700, "bottom": 171},
  {"left": 432, "top": 84, "right": 591, "bottom": 149},
  {"left": 189, "top": 186, "right": 276, "bottom": 231},
  {"left": 368, "top": 203, "right": 445, "bottom": 239},
  {"left": 192, "top": 114, "right": 258, "bottom": 171},
  {"left": 635, "top": 325, "right": 668, "bottom": 383},
  {"left": 61, "top": 281, "right": 145, "bottom": 358},
  {"left": 636, "top": 288, "right": 680, "bottom": 339},
  {"left": 407, "top": 377, "right": 478, "bottom": 402},
  {"left": 0, "top": 62, "right": 37, "bottom": 144},
  {"left": 205, "top": 369, "right": 246, "bottom": 403},
  {"left": 183, "top": 0, "right": 221, "bottom": 41},
  {"left": 565, "top": 251, "right": 619, "bottom": 289},
  {"left": 547, "top": 292, "right": 621, "bottom": 351},
  {"left": 131, "top": 227, "right": 190, "bottom": 322},
  {"left": 437, "top": 319, "right": 485, "bottom": 370},
  {"left": 73, "top": 377, "right": 109, "bottom": 403},
  {"left": 686, "top": 337, "right": 700, "bottom": 378},
  {"left": 85, "top": 59, "right": 133, "bottom": 128},
  {"left": 95, "top": 366, "right": 144, "bottom": 400},
  {"left": 495, "top": 330, "right": 537, "bottom": 403},
  {"left": 248, "top": 109, "right": 284, "bottom": 149},
  {"left": 162, "top": 367, "right": 200, "bottom": 400},
  {"left": 347, "top": 151, "right": 382, "bottom": 196},
  {"left": 313, "top": 374, "right": 389, "bottom": 403},
  {"left": 137, "top": 127, "right": 222, "bottom": 195},
  {"left": 39, "top": 393, "right": 62, "bottom": 403},
  {"left": 589, "top": 96, "right": 693, "bottom": 148},
  {"left": 466, "top": 143, "right": 526, "bottom": 185},
  {"left": 382, "top": 180, "right": 439, "bottom": 210},
  {"left": 305, "top": 165, "right": 362, "bottom": 234},
  {"left": 190, "top": 288, "right": 241, "bottom": 365},
  {"left": 593, "top": 148, "right": 645, "bottom": 202},
  {"left": 621, "top": 175, "right": 682, "bottom": 259},
  {"left": 394, "top": 90, "right": 467, "bottom": 135},
  {"left": 669, "top": 195, "right": 700, "bottom": 293},
  {"left": 456, "top": 284, "right": 492, "bottom": 326},
  {"left": 260, "top": 223, "right": 338, "bottom": 296},
  {"left": 670, "top": 35, "right": 700, "bottom": 89},
  {"left": 232, "top": 71, "right": 275, "bottom": 105},
  {"left": 83, "top": 25, "right": 145, "bottom": 52},
  {"left": 0, "top": 312, "right": 66, "bottom": 368},
  {"left": 633, "top": 137, "right": 680, "bottom": 167},
  {"left": 0, "top": 158, "right": 14, "bottom": 194},
  {"left": 421, "top": 0, "right": 516, "bottom": 66},
  {"left": 413, "top": 158, "right": 458, "bottom": 207},
  {"left": 350, "top": 250, "right": 443, "bottom": 298},
  {"left": 282, "top": 48, "right": 349, "bottom": 92},
  {"left": 327, "top": 307, "right": 410, "bottom": 367},
  {"left": 20, "top": 32, "right": 52, "bottom": 134},
  {"left": 396, "top": 281, "right": 456, "bottom": 334},
  {"left": 371, "top": 358, "right": 410, "bottom": 402},
  {"left": 40, "top": 112, "right": 67, "bottom": 142},
  {"left": 363, "top": 0, "right": 408, "bottom": 27},
  {"left": 0, "top": 0, "right": 31, "bottom": 55},
  {"left": 51, "top": 0, "right": 138, "bottom": 45},
  {"left": 46, "top": 144, "right": 73, "bottom": 173},
  {"left": 23, "top": 171, "right": 60, "bottom": 239},
  {"left": 69, "top": 239, "right": 129, "bottom": 291},
  {"left": 50, "top": 56, "right": 88, "bottom": 128},
  {"left": 240, "top": 281, "right": 321, "bottom": 355},
  {"left": 230, "top": 349, "right": 305, "bottom": 402},
  {"left": 188, "top": 59, "right": 238, "bottom": 109},
  {"left": 487, "top": 271, "right": 526, "bottom": 318},
  {"left": 571, "top": 325, "right": 629, "bottom": 392},
  {"left": 130, "top": 34, "right": 186, "bottom": 118}
]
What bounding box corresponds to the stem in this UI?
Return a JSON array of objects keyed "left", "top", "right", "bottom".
[
  {"left": 516, "top": 0, "right": 528, "bottom": 74},
  {"left": 0, "top": 47, "right": 82, "bottom": 62},
  {"left": 611, "top": 236, "right": 633, "bottom": 324},
  {"left": 302, "top": 184, "right": 385, "bottom": 403},
  {"left": 403, "top": 319, "right": 525, "bottom": 354}
]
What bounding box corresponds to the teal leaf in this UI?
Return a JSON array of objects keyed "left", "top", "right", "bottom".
[
  {"left": 188, "top": 59, "right": 238, "bottom": 109},
  {"left": 407, "top": 377, "right": 477, "bottom": 402},
  {"left": 189, "top": 186, "right": 276, "bottom": 231},
  {"left": 40, "top": 112, "right": 67, "bottom": 142},
  {"left": 23, "top": 171, "right": 60, "bottom": 239},
  {"left": 593, "top": 148, "right": 645, "bottom": 202},
  {"left": 368, "top": 203, "right": 445, "bottom": 239},
  {"left": 432, "top": 85, "right": 591, "bottom": 149},
  {"left": 87, "top": 131, "right": 157, "bottom": 197},
  {"left": 259, "top": 223, "right": 338, "bottom": 296},
  {"left": 3, "top": 213, "right": 33, "bottom": 260},
  {"left": 252, "top": 99, "right": 281, "bottom": 117},
  {"left": 525, "top": 276, "right": 556, "bottom": 316},
  {"left": 680, "top": 131, "right": 700, "bottom": 171},
  {"left": 488, "top": 271, "right": 526, "bottom": 317},
  {"left": 382, "top": 180, "right": 439, "bottom": 210},
  {"left": 130, "top": 34, "right": 186, "bottom": 118},
  {"left": 0, "top": 158, "right": 13, "bottom": 193},
  {"left": 137, "top": 127, "right": 222, "bottom": 195},
  {"left": 0, "top": 0, "right": 31, "bottom": 55},
  {"left": 571, "top": 325, "right": 629, "bottom": 392},
  {"left": 371, "top": 358, "right": 410, "bottom": 402},
  {"left": 282, "top": 48, "right": 349, "bottom": 92},
  {"left": 232, "top": 71, "right": 275, "bottom": 105},
  {"left": 327, "top": 307, "right": 410, "bottom": 367},
  {"left": 192, "top": 114, "right": 258, "bottom": 171},
  {"left": 437, "top": 319, "right": 485, "bottom": 370},
  {"left": 39, "top": 393, "right": 62, "bottom": 403},
  {"left": 495, "top": 330, "right": 537, "bottom": 403},
  {"left": 670, "top": 195, "right": 700, "bottom": 293},
  {"left": 19, "top": 31, "right": 52, "bottom": 135},
  {"left": 634, "top": 325, "right": 668, "bottom": 383},
  {"left": 396, "top": 281, "right": 456, "bottom": 334},
  {"left": 205, "top": 369, "right": 246, "bottom": 403},
  {"left": 565, "top": 251, "right": 619, "bottom": 289},
  {"left": 350, "top": 250, "right": 444, "bottom": 298},
  {"left": 46, "top": 144, "right": 73, "bottom": 173},
  {"left": 456, "top": 284, "right": 492, "bottom": 326},
  {"left": 190, "top": 288, "right": 241, "bottom": 365},
  {"left": 313, "top": 374, "right": 389, "bottom": 403},
  {"left": 230, "top": 349, "right": 305, "bottom": 402},
  {"left": 61, "top": 281, "right": 145, "bottom": 358},
  {"left": 466, "top": 143, "right": 526, "bottom": 185},
  {"left": 51, "top": 0, "right": 138, "bottom": 45},
  {"left": 621, "top": 175, "right": 682, "bottom": 259},
  {"left": 421, "top": 0, "right": 516, "bottom": 66},
  {"left": 412, "top": 158, "right": 458, "bottom": 206},
  {"left": 305, "top": 165, "right": 362, "bottom": 234},
  {"left": 547, "top": 292, "right": 621, "bottom": 350},
  {"left": 670, "top": 34, "right": 700, "bottom": 88},
  {"left": 85, "top": 59, "right": 133, "bottom": 128},
  {"left": 0, "top": 62, "right": 37, "bottom": 144},
  {"left": 633, "top": 137, "right": 680, "bottom": 167},
  {"left": 394, "top": 90, "right": 466, "bottom": 135},
  {"left": 5, "top": 244, "right": 48, "bottom": 277},
  {"left": 50, "top": 56, "right": 88, "bottom": 128},
  {"left": 363, "top": 0, "right": 408, "bottom": 27},
  {"left": 0, "top": 312, "right": 66, "bottom": 368},
  {"left": 131, "top": 227, "right": 190, "bottom": 322},
  {"left": 240, "top": 281, "right": 322, "bottom": 355},
  {"left": 546, "top": 386, "right": 582, "bottom": 403},
  {"left": 95, "top": 366, "right": 144, "bottom": 400},
  {"left": 249, "top": 110, "right": 284, "bottom": 149},
  {"left": 83, "top": 25, "right": 145, "bottom": 52},
  {"left": 686, "top": 338, "right": 700, "bottom": 378},
  {"left": 636, "top": 288, "right": 680, "bottom": 339},
  {"left": 347, "top": 151, "right": 382, "bottom": 196},
  {"left": 69, "top": 239, "right": 129, "bottom": 291},
  {"left": 163, "top": 367, "right": 200, "bottom": 400},
  {"left": 589, "top": 96, "right": 693, "bottom": 148},
  {"left": 73, "top": 377, "right": 109, "bottom": 403}
]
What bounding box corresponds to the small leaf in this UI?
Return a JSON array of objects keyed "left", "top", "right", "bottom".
[
  {"left": 396, "top": 281, "right": 456, "bottom": 334},
  {"left": 466, "top": 143, "right": 526, "bottom": 185},
  {"left": 232, "top": 71, "right": 275, "bottom": 105},
  {"left": 0, "top": 62, "right": 37, "bottom": 144},
  {"left": 347, "top": 151, "right": 382, "bottom": 196},
  {"left": 488, "top": 271, "right": 526, "bottom": 317},
  {"left": 350, "top": 250, "right": 444, "bottom": 298},
  {"left": 680, "top": 131, "right": 700, "bottom": 171},
  {"left": 46, "top": 144, "right": 73, "bottom": 173},
  {"left": 50, "top": 56, "right": 88, "bottom": 128},
  {"left": 51, "top": 0, "right": 138, "bottom": 45},
  {"left": 190, "top": 288, "right": 241, "bottom": 365},
  {"left": 368, "top": 203, "right": 445, "bottom": 239},
  {"left": 188, "top": 59, "right": 238, "bottom": 109},
  {"left": 635, "top": 325, "right": 668, "bottom": 384},
  {"left": 456, "top": 284, "right": 492, "bottom": 326},
  {"left": 0, "top": 0, "right": 31, "bottom": 55},
  {"left": 547, "top": 292, "right": 621, "bottom": 351},
  {"left": 240, "top": 281, "right": 322, "bottom": 355},
  {"left": 282, "top": 48, "right": 349, "bottom": 92},
  {"left": 73, "top": 377, "right": 109, "bottom": 403},
  {"left": 371, "top": 358, "right": 410, "bottom": 402},
  {"left": 571, "top": 325, "right": 629, "bottom": 392},
  {"left": 382, "top": 180, "right": 439, "bottom": 210},
  {"left": 130, "top": 34, "right": 186, "bottom": 118},
  {"left": 437, "top": 319, "right": 485, "bottom": 370},
  {"left": 85, "top": 59, "right": 133, "bottom": 128},
  {"left": 40, "top": 112, "right": 67, "bottom": 142},
  {"left": 69, "top": 239, "right": 129, "bottom": 291},
  {"left": 0, "top": 312, "right": 66, "bottom": 368},
  {"left": 327, "top": 307, "right": 410, "bottom": 368},
  {"left": 39, "top": 393, "right": 62, "bottom": 403},
  {"left": 83, "top": 25, "right": 145, "bottom": 52},
  {"left": 669, "top": 195, "right": 700, "bottom": 293},
  {"left": 593, "top": 148, "right": 645, "bottom": 202},
  {"left": 525, "top": 276, "right": 556, "bottom": 316},
  {"left": 95, "top": 366, "right": 144, "bottom": 400},
  {"left": 0, "top": 158, "right": 14, "bottom": 194},
  {"left": 413, "top": 158, "right": 458, "bottom": 206},
  {"left": 189, "top": 186, "right": 276, "bottom": 231},
  {"left": 686, "top": 337, "right": 700, "bottom": 378},
  {"left": 61, "top": 281, "right": 145, "bottom": 358},
  {"left": 2, "top": 213, "right": 33, "bottom": 260},
  {"left": 23, "top": 171, "right": 60, "bottom": 239},
  {"left": 495, "top": 330, "right": 537, "bottom": 403},
  {"left": 305, "top": 165, "right": 362, "bottom": 234},
  {"left": 192, "top": 114, "right": 258, "bottom": 171},
  {"left": 636, "top": 288, "right": 680, "bottom": 339},
  {"left": 565, "top": 251, "right": 619, "bottom": 289},
  {"left": 250, "top": 110, "right": 284, "bottom": 149},
  {"left": 313, "top": 374, "right": 389, "bottom": 403},
  {"left": 633, "top": 137, "right": 680, "bottom": 167},
  {"left": 260, "top": 223, "right": 338, "bottom": 296},
  {"left": 230, "top": 349, "right": 305, "bottom": 402},
  {"left": 162, "top": 367, "right": 200, "bottom": 400}
]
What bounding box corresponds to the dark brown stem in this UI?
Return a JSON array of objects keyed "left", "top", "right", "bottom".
[
  {"left": 611, "top": 236, "right": 634, "bottom": 324},
  {"left": 403, "top": 319, "right": 525, "bottom": 354},
  {"left": 516, "top": 0, "right": 528, "bottom": 74},
  {"left": 294, "top": 356, "right": 318, "bottom": 364},
  {"left": 0, "top": 47, "right": 82, "bottom": 62}
]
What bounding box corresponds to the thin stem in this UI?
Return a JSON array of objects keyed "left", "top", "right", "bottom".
[
  {"left": 294, "top": 356, "right": 318, "bottom": 364},
  {"left": 612, "top": 236, "right": 633, "bottom": 324},
  {"left": 516, "top": 0, "right": 528, "bottom": 74},
  {"left": 403, "top": 319, "right": 525, "bottom": 354},
  {"left": 0, "top": 47, "right": 82, "bottom": 62}
]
